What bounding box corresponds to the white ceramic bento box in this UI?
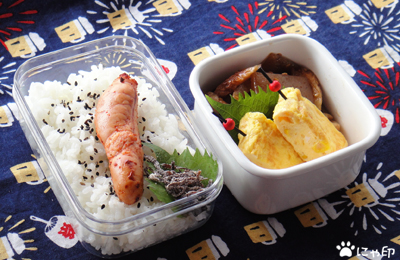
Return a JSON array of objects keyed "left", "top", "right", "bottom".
[
  {"left": 189, "top": 34, "right": 381, "bottom": 215},
  {"left": 13, "top": 36, "right": 223, "bottom": 258}
]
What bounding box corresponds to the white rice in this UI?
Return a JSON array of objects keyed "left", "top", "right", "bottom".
[{"left": 25, "top": 65, "right": 204, "bottom": 255}]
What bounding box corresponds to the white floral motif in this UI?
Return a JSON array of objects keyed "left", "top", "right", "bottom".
[
  {"left": 0, "top": 56, "right": 16, "bottom": 97},
  {"left": 87, "top": 0, "right": 191, "bottom": 45},
  {"left": 339, "top": 162, "right": 400, "bottom": 236},
  {"left": 350, "top": 1, "right": 400, "bottom": 51}
]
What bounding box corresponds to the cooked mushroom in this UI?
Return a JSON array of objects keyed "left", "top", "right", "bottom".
[{"left": 214, "top": 64, "right": 261, "bottom": 97}]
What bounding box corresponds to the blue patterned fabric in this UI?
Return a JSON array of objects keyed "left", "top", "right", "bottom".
[{"left": 1, "top": 0, "right": 400, "bottom": 259}]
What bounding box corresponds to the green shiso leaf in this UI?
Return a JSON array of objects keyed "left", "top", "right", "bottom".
[
  {"left": 142, "top": 142, "right": 219, "bottom": 203},
  {"left": 206, "top": 86, "right": 279, "bottom": 143},
  {"left": 143, "top": 142, "right": 174, "bottom": 163},
  {"left": 146, "top": 179, "right": 175, "bottom": 203}
]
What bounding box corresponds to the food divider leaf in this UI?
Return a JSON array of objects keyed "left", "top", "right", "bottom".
[
  {"left": 146, "top": 179, "right": 175, "bottom": 203},
  {"left": 142, "top": 142, "right": 219, "bottom": 203},
  {"left": 206, "top": 86, "right": 279, "bottom": 143},
  {"left": 174, "top": 148, "right": 219, "bottom": 187},
  {"left": 143, "top": 142, "right": 174, "bottom": 163}
]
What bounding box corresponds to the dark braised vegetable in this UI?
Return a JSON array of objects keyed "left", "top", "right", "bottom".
[
  {"left": 262, "top": 53, "right": 322, "bottom": 110},
  {"left": 208, "top": 53, "right": 322, "bottom": 109}
]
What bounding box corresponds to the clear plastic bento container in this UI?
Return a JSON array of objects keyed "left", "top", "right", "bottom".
[{"left": 13, "top": 36, "right": 223, "bottom": 258}]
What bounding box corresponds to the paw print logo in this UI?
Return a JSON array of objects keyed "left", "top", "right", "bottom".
[{"left": 336, "top": 241, "right": 355, "bottom": 257}]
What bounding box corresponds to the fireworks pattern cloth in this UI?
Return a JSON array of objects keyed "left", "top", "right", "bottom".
[{"left": 1, "top": 0, "right": 400, "bottom": 259}]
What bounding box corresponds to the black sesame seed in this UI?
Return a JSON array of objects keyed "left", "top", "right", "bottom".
[
  {"left": 113, "top": 237, "right": 118, "bottom": 240},
  {"left": 91, "top": 183, "right": 94, "bottom": 187},
  {"left": 42, "top": 119, "right": 48, "bottom": 125},
  {"left": 87, "top": 92, "right": 91, "bottom": 97},
  {"left": 142, "top": 97, "right": 146, "bottom": 101},
  {"left": 94, "top": 148, "right": 98, "bottom": 153},
  {"left": 90, "top": 156, "right": 94, "bottom": 160},
  {"left": 120, "top": 77, "right": 125, "bottom": 83},
  {"left": 142, "top": 117, "right": 146, "bottom": 122},
  {"left": 62, "top": 119, "right": 65, "bottom": 123},
  {"left": 96, "top": 172, "right": 99, "bottom": 176},
  {"left": 137, "top": 203, "right": 141, "bottom": 208},
  {"left": 150, "top": 196, "right": 154, "bottom": 202},
  {"left": 74, "top": 81, "right": 78, "bottom": 86},
  {"left": 83, "top": 176, "right": 88, "bottom": 180},
  {"left": 51, "top": 104, "right": 55, "bottom": 107},
  {"left": 101, "top": 204, "right": 105, "bottom": 209}
]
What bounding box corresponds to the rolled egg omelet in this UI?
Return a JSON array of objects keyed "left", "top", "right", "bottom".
[
  {"left": 238, "top": 112, "right": 304, "bottom": 169},
  {"left": 273, "top": 88, "right": 348, "bottom": 162}
]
